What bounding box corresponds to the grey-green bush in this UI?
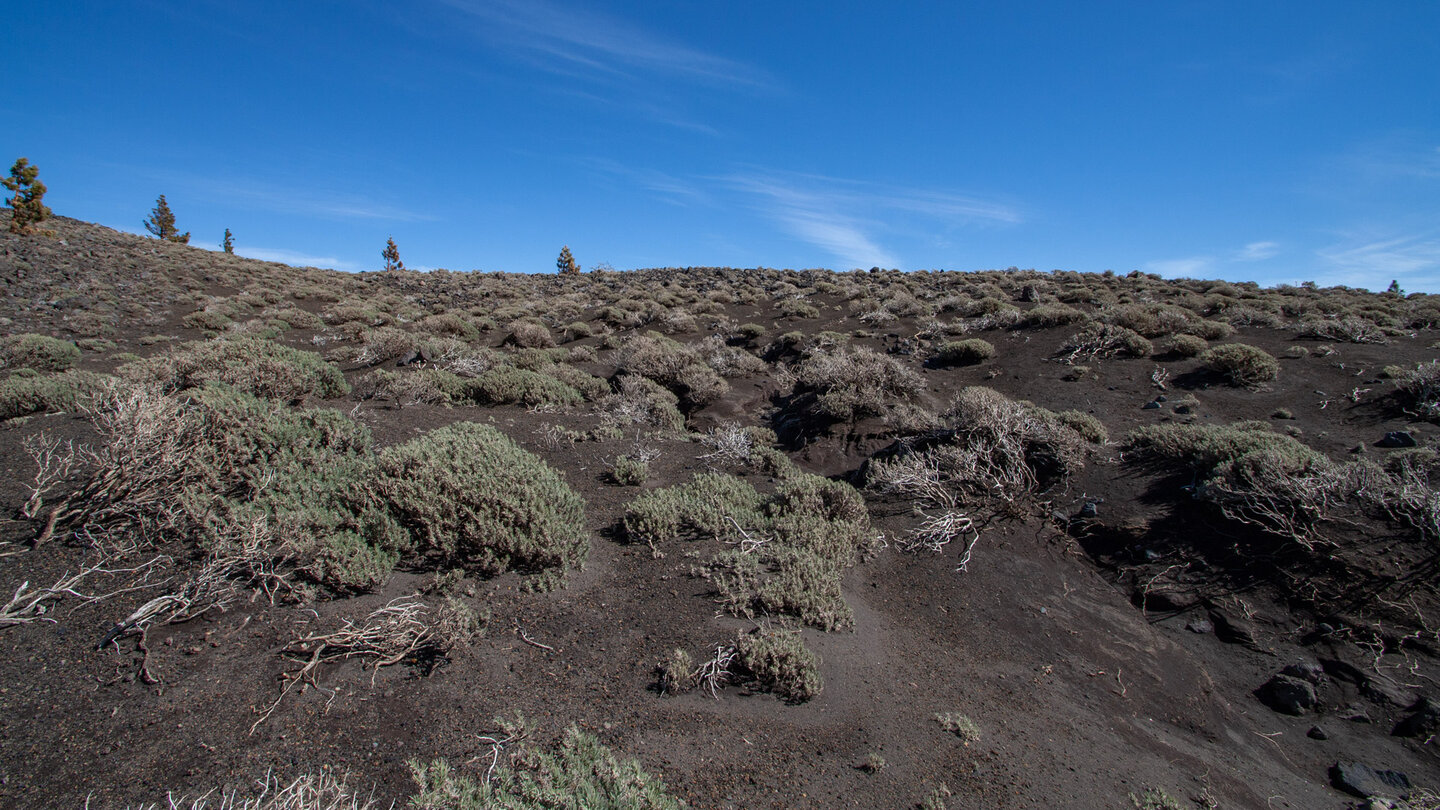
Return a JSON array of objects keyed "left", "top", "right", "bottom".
[
  {"left": 1199, "top": 343, "right": 1279, "bottom": 386},
  {"left": 1, "top": 333, "right": 81, "bottom": 371},
  {"left": 376, "top": 422, "right": 588, "bottom": 590}
]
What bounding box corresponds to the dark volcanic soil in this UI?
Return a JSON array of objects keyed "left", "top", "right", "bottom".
[{"left": 1, "top": 215, "right": 1437, "bottom": 808}]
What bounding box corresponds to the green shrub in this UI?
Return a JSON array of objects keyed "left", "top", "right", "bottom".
[
  {"left": 734, "top": 625, "right": 823, "bottom": 703},
  {"left": 1054, "top": 410, "right": 1107, "bottom": 444},
  {"left": 185, "top": 384, "right": 404, "bottom": 592},
  {"left": 1124, "top": 421, "right": 1335, "bottom": 543},
  {"left": 1162, "top": 334, "right": 1208, "bottom": 358},
  {"left": 417, "top": 313, "right": 480, "bottom": 342},
  {"left": 933, "top": 712, "right": 981, "bottom": 743},
  {"left": 408, "top": 724, "right": 683, "bottom": 810},
  {"left": 617, "top": 332, "right": 728, "bottom": 406},
  {"left": 463, "top": 366, "right": 584, "bottom": 408},
  {"left": 1391, "top": 360, "right": 1440, "bottom": 419},
  {"left": 1, "top": 333, "right": 81, "bottom": 371},
  {"left": 1106, "top": 303, "right": 1196, "bottom": 338},
  {"left": 623, "top": 472, "right": 764, "bottom": 550},
  {"left": 1296, "top": 315, "right": 1389, "bottom": 344},
  {"left": 1020, "top": 303, "right": 1088, "bottom": 328},
  {"left": 376, "top": 422, "right": 588, "bottom": 589},
  {"left": 562, "top": 320, "right": 594, "bottom": 342},
  {"left": 597, "top": 376, "right": 687, "bottom": 432},
  {"left": 267, "top": 307, "right": 326, "bottom": 331},
  {"left": 0, "top": 369, "right": 110, "bottom": 420},
  {"left": 542, "top": 363, "right": 611, "bottom": 401},
  {"left": 611, "top": 454, "right": 649, "bottom": 486},
  {"left": 507, "top": 321, "right": 556, "bottom": 348},
  {"left": 120, "top": 337, "right": 350, "bottom": 400},
  {"left": 657, "top": 648, "right": 696, "bottom": 695},
  {"left": 933, "top": 339, "right": 996, "bottom": 366},
  {"left": 1199, "top": 343, "right": 1279, "bottom": 386},
  {"left": 182, "top": 309, "right": 235, "bottom": 332},
  {"left": 630, "top": 471, "right": 870, "bottom": 630}
]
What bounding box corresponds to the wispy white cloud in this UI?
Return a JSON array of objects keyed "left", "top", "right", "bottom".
[
  {"left": 238, "top": 246, "right": 358, "bottom": 271},
  {"left": 202, "top": 180, "right": 433, "bottom": 223},
  {"left": 436, "top": 0, "right": 771, "bottom": 90},
  {"left": 1315, "top": 232, "right": 1440, "bottom": 288},
  {"left": 1339, "top": 136, "right": 1440, "bottom": 183},
  {"left": 723, "top": 170, "right": 1019, "bottom": 269},
  {"left": 1144, "top": 257, "right": 1214, "bottom": 279},
  {"left": 1234, "top": 241, "right": 1280, "bottom": 261},
  {"left": 128, "top": 165, "right": 433, "bottom": 223},
  {"left": 580, "top": 158, "right": 712, "bottom": 207}
]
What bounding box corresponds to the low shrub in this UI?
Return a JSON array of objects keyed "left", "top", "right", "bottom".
[
  {"left": 1, "top": 333, "right": 81, "bottom": 371},
  {"left": 1057, "top": 323, "right": 1152, "bottom": 362},
  {"left": 793, "top": 345, "right": 925, "bottom": 421},
  {"left": 597, "top": 376, "right": 687, "bottom": 432},
  {"left": 628, "top": 471, "right": 871, "bottom": 630},
  {"left": 408, "top": 724, "right": 683, "bottom": 810},
  {"left": 1124, "top": 421, "right": 1337, "bottom": 544},
  {"left": 617, "top": 332, "right": 728, "bottom": 406},
  {"left": 1199, "top": 343, "right": 1279, "bottom": 386},
  {"left": 866, "top": 387, "right": 1092, "bottom": 508},
  {"left": 932, "top": 339, "right": 996, "bottom": 366},
  {"left": 353, "top": 326, "right": 417, "bottom": 366},
  {"left": 375, "top": 422, "right": 588, "bottom": 589},
  {"left": 1389, "top": 360, "right": 1440, "bottom": 419},
  {"left": 507, "top": 320, "right": 556, "bottom": 348},
  {"left": 463, "top": 366, "right": 584, "bottom": 408},
  {"left": 734, "top": 625, "right": 823, "bottom": 703},
  {"left": 1296, "top": 315, "right": 1389, "bottom": 344},
  {"left": 120, "top": 336, "right": 350, "bottom": 400},
  {"left": 182, "top": 309, "right": 235, "bottom": 332},
  {"left": 1020, "top": 303, "right": 1088, "bottom": 328},
  {"left": 1054, "top": 410, "right": 1108, "bottom": 444},
  {"left": 934, "top": 712, "right": 981, "bottom": 743},
  {"left": 0, "top": 369, "right": 110, "bottom": 420},
  {"left": 1161, "top": 333, "right": 1208, "bottom": 358},
  {"left": 611, "top": 454, "right": 649, "bottom": 486}
]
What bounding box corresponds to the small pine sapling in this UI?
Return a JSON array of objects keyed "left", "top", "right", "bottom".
[
  {"left": 3, "top": 158, "right": 52, "bottom": 235},
  {"left": 144, "top": 195, "right": 189, "bottom": 243},
  {"left": 222, "top": 228, "right": 234, "bottom": 254},
  {"left": 382, "top": 237, "right": 403, "bottom": 271},
  {"left": 557, "top": 245, "right": 580, "bottom": 275}
]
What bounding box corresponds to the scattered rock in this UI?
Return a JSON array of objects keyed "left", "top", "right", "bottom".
[
  {"left": 1281, "top": 661, "right": 1325, "bottom": 684},
  {"left": 1257, "top": 673, "right": 1317, "bottom": 715},
  {"left": 1206, "top": 608, "right": 1258, "bottom": 647},
  {"left": 1154, "top": 395, "right": 1167, "bottom": 402},
  {"left": 1135, "top": 586, "right": 1200, "bottom": 612},
  {"left": 1141, "top": 400, "right": 1160, "bottom": 410},
  {"left": 1377, "top": 431, "right": 1417, "bottom": 448},
  {"left": 1184, "top": 618, "right": 1214, "bottom": 634},
  {"left": 1077, "top": 501, "right": 1098, "bottom": 518},
  {"left": 1392, "top": 697, "right": 1439, "bottom": 739},
  {"left": 1329, "top": 761, "right": 1411, "bottom": 799},
  {"left": 1307, "top": 725, "right": 1328, "bottom": 740},
  {"left": 1339, "top": 705, "right": 1373, "bottom": 724},
  {"left": 1174, "top": 403, "right": 1194, "bottom": 414},
  {"left": 1322, "top": 659, "right": 1415, "bottom": 708}
]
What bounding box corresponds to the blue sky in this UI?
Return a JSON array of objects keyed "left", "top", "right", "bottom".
[{"left": 6, "top": 2, "right": 1439, "bottom": 291}]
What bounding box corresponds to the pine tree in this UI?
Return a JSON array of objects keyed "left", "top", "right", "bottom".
[
  {"left": 222, "top": 228, "right": 234, "bottom": 254},
  {"left": 144, "top": 195, "right": 190, "bottom": 244},
  {"left": 3, "top": 158, "right": 52, "bottom": 235},
  {"left": 557, "top": 245, "right": 579, "bottom": 275},
  {"left": 382, "top": 237, "right": 403, "bottom": 271}
]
